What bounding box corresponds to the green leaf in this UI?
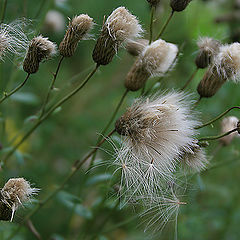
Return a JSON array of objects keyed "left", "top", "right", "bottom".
[{"left": 86, "top": 173, "right": 112, "bottom": 186}]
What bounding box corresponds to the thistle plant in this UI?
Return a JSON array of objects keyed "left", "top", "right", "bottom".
[{"left": 1, "top": 1, "right": 240, "bottom": 240}]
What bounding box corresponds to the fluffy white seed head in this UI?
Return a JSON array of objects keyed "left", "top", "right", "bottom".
[
  {"left": 126, "top": 39, "right": 148, "bottom": 56},
  {"left": 0, "top": 178, "right": 38, "bottom": 221},
  {"left": 219, "top": 116, "right": 239, "bottom": 146},
  {"left": 115, "top": 92, "right": 199, "bottom": 175},
  {"left": 215, "top": 42, "right": 240, "bottom": 81},
  {"left": 44, "top": 10, "right": 65, "bottom": 33},
  {"left": 0, "top": 20, "right": 29, "bottom": 60},
  {"left": 141, "top": 39, "right": 178, "bottom": 76},
  {"left": 105, "top": 7, "right": 143, "bottom": 42}
]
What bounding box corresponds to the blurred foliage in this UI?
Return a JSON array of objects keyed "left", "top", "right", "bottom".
[{"left": 0, "top": 0, "right": 240, "bottom": 239}]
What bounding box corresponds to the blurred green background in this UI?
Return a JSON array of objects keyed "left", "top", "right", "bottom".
[{"left": 0, "top": 0, "right": 240, "bottom": 239}]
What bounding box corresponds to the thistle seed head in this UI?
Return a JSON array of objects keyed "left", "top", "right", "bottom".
[
  {"left": 215, "top": 42, "right": 240, "bottom": 81},
  {"left": 92, "top": 7, "right": 143, "bottom": 66},
  {"left": 23, "top": 35, "right": 57, "bottom": 74},
  {"left": 126, "top": 39, "right": 148, "bottom": 56},
  {"left": 147, "top": 0, "right": 161, "bottom": 7},
  {"left": 59, "top": 14, "right": 94, "bottom": 57},
  {"left": 115, "top": 92, "right": 199, "bottom": 175},
  {"left": 0, "top": 20, "right": 29, "bottom": 60},
  {"left": 219, "top": 116, "right": 239, "bottom": 146},
  {"left": 195, "top": 37, "right": 221, "bottom": 69},
  {"left": 124, "top": 39, "right": 178, "bottom": 91},
  {"left": 0, "top": 178, "right": 38, "bottom": 221},
  {"left": 197, "top": 65, "right": 226, "bottom": 98},
  {"left": 170, "top": 0, "right": 192, "bottom": 12}
]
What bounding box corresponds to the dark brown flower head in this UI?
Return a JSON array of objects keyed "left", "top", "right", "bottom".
[
  {"left": 92, "top": 7, "right": 143, "bottom": 66},
  {"left": 59, "top": 14, "right": 94, "bottom": 57},
  {"left": 170, "top": 0, "right": 192, "bottom": 12},
  {"left": 23, "top": 35, "right": 56, "bottom": 74}
]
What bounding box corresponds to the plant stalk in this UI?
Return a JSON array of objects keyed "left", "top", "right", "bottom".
[{"left": 156, "top": 10, "right": 174, "bottom": 39}]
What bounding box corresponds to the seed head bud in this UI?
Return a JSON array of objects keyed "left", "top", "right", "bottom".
[
  {"left": 195, "top": 37, "right": 221, "bottom": 69},
  {"left": 59, "top": 14, "right": 94, "bottom": 57},
  {"left": 170, "top": 0, "right": 192, "bottom": 12},
  {"left": 147, "top": 0, "right": 161, "bottom": 7},
  {"left": 197, "top": 43, "right": 240, "bottom": 98},
  {"left": 23, "top": 35, "right": 57, "bottom": 74},
  {"left": 92, "top": 7, "right": 143, "bottom": 66},
  {"left": 0, "top": 178, "right": 38, "bottom": 221},
  {"left": 219, "top": 116, "right": 239, "bottom": 146},
  {"left": 125, "top": 39, "right": 178, "bottom": 91},
  {"left": 126, "top": 39, "right": 148, "bottom": 56}
]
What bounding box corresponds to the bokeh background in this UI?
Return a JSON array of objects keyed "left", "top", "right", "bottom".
[{"left": 0, "top": 0, "right": 240, "bottom": 239}]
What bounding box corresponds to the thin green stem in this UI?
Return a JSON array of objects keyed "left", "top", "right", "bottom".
[
  {"left": 1, "top": 0, "right": 8, "bottom": 23},
  {"left": 198, "top": 128, "right": 238, "bottom": 142},
  {"left": 2, "top": 65, "right": 99, "bottom": 165},
  {"left": 195, "top": 106, "right": 240, "bottom": 129},
  {"left": 7, "top": 129, "right": 116, "bottom": 240},
  {"left": 156, "top": 10, "right": 174, "bottom": 39},
  {"left": 149, "top": 6, "right": 155, "bottom": 44},
  {"left": 181, "top": 68, "right": 198, "bottom": 90},
  {"left": 90, "top": 89, "right": 129, "bottom": 166},
  {"left": 0, "top": 73, "right": 30, "bottom": 104},
  {"left": 39, "top": 56, "right": 64, "bottom": 118}
]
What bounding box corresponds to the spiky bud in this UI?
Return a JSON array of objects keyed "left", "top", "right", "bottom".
[
  {"left": 197, "top": 43, "right": 240, "bottom": 98},
  {"left": 170, "top": 0, "right": 192, "bottom": 12},
  {"left": 195, "top": 37, "right": 221, "bottom": 69},
  {"left": 219, "top": 116, "right": 239, "bottom": 146},
  {"left": 59, "top": 14, "right": 94, "bottom": 57},
  {"left": 23, "top": 36, "right": 57, "bottom": 74},
  {"left": 0, "top": 178, "right": 38, "bottom": 221},
  {"left": 126, "top": 39, "right": 148, "bottom": 56},
  {"left": 147, "top": 0, "right": 161, "bottom": 7},
  {"left": 92, "top": 7, "right": 143, "bottom": 66},
  {"left": 125, "top": 39, "right": 178, "bottom": 91}
]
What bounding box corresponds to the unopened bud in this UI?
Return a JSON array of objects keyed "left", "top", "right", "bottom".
[
  {"left": 126, "top": 39, "right": 148, "bottom": 56},
  {"left": 170, "top": 0, "right": 192, "bottom": 12},
  {"left": 195, "top": 37, "right": 221, "bottom": 69},
  {"left": 23, "top": 36, "right": 57, "bottom": 74},
  {"left": 59, "top": 14, "right": 94, "bottom": 57},
  {"left": 92, "top": 7, "right": 143, "bottom": 66}
]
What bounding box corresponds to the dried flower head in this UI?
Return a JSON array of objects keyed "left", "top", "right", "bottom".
[
  {"left": 0, "top": 20, "right": 29, "bottom": 60},
  {"left": 92, "top": 7, "right": 143, "bottom": 66},
  {"left": 59, "top": 14, "right": 94, "bottom": 57},
  {"left": 115, "top": 92, "right": 199, "bottom": 176},
  {"left": 147, "top": 0, "right": 161, "bottom": 7},
  {"left": 0, "top": 178, "right": 38, "bottom": 221},
  {"left": 126, "top": 39, "right": 148, "bottom": 57},
  {"left": 170, "top": 0, "right": 192, "bottom": 12},
  {"left": 219, "top": 116, "right": 239, "bottom": 146},
  {"left": 197, "top": 43, "right": 240, "bottom": 98},
  {"left": 125, "top": 39, "right": 178, "bottom": 91},
  {"left": 181, "top": 144, "right": 208, "bottom": 172},
  {"left": 44, "top": 10, "right": 65, "bottom": 33},
  {"left": 195, "top": 37, "right": 221, "bottom": 69},
  {"left": 23, "top": 35, "right": 57, "bottom": 74}
]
